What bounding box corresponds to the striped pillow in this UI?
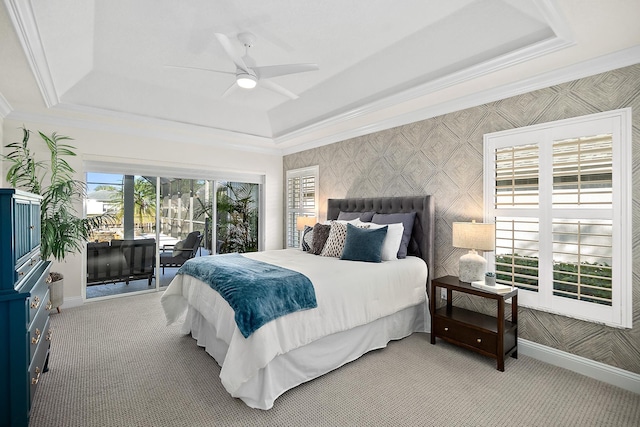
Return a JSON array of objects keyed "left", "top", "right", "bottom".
[{"left": 301, "top": 225, "right": 314, "bottom": 251}]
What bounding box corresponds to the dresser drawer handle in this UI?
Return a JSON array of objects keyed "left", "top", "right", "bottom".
[
  {"left": 46, "top": 300, "right": 53, "bottom": 310},
  {"left": 19, "top": 271, "right": 25, "bottom": 276},
  {"left": 30, "top": 296, "right": 41, "bottom": 309},
  {"left": 31, "top": 328, "right": 41, "bottom": 345},
  {"left": 46, "top": 328, "right": 53, "bottom": 341},
  {"left": 31, "top": 367, "right": 41, "bottom": 385},
  {"left": 477, "top": 338, "right": 482, "bottom": 343},
  {"left": 444, "top": 327, "right": 449, "bottom": 331}
]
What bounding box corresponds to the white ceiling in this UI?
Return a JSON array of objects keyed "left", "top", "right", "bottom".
[{"left": 1, "top": 0, "right": 640, "bottom": 154}]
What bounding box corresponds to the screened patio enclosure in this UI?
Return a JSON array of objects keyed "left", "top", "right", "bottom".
[{"left": 85, "top": 173, "right": 260, "bottom": 299}]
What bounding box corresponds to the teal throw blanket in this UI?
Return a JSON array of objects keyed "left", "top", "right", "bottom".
[{"left": 177, "top": 253, "right": 317, "bottom": 338}]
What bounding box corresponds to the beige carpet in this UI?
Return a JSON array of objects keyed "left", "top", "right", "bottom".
[{"left": 28, "top": 292, "right": 640, "bottom": 427}]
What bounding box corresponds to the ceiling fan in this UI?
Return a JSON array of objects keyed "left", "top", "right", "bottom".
[{"left": 170, "top": 32, "right": 319, "bottom": 99}]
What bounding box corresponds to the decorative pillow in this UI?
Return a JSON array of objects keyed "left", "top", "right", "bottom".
[
  {"left": 320, "top": 221, "right": 349, "bottom": 258},
  {"left": 341, "top": 223, "right": 388, "bottom": 263},
  {"left": 337, "top": 211, "right": 375, "bottom": 222},
  {"left": 310, "top": 223, "right": 331, "bottom": 255},
  {"left": 365, "top": 222, "right": 404, "bottom": 261},
  {"left": 321, "top": 221, "right": 371, "bottom": 258},
  {"left": 172, "top": 240, "right": 186, "bottom": 257},
  {"left": 301, "top": 225, "right": 314, "bottom": 251},
  {"left": 372, "top": 212, "right": 416, "bottom": 258}
]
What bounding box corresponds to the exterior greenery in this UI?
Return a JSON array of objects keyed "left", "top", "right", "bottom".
[
  {"left": 107, "top": 178, "right": 157, "bottom": 230},
  {"left": 194, "top": 182, "right": 258, "bottom": 254},
  {"left": 216, "top": 182, "right": 258, "bottom": 253},
  {"left": 495, "top": 254, "right": 612, "bottom": 305},
  {"left": 3, "top": 128, "right": 107, "bottom": 262}
]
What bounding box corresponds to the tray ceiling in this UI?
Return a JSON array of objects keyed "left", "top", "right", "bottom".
[{"left": 1, "top": 0, "right": 639, "bottom": 153}]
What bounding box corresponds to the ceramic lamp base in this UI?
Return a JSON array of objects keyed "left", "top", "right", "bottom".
[{"left": 459, "top": 250, "right": 486, "bottom": 283}]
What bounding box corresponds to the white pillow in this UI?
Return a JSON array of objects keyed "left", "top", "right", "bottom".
[
  {"left": 363, "top": 222, "right": 404, "bottom": 261},
  {"left": 323, "top": 218, "right": 360, "bottom": 225}
]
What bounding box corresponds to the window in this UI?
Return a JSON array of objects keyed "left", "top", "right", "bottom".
[
  {"left": 484, "top": 109, "right": 631, "bottom": 328},
  {"left": 286, "top": 166, "right": 318, "bottom": 248}
]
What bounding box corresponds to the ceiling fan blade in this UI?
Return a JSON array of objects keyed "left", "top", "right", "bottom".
[
  {"left": 221, "top": 82, "right": 237, "bottom": 97},
  {"left": 164, "top": 65, "right": 236, "bottom": 76},
  {"left": 260, "top": 80, "right": 299, "bottom": 100},
  {"left": 253, "top": 63, "right": 319, "bottom": 79},
  {"left": 214, "top": 33, "right": 250, "bottom": 73}
]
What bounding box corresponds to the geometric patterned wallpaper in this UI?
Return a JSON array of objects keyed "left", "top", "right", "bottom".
[{"left": 284, "top": 63, "right": 640, "bottom": 374}]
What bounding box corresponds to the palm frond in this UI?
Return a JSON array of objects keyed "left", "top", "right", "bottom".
[{"left": 3, "top": 127, "right": 107, "bottom": 261}]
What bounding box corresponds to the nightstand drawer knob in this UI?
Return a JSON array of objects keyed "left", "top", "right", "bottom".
[
  {"left": 444, "top": 327, "right": 449, "bottom": 331},
  {"left": 477, "top": 338, "right": 482, "bottom": 343}
]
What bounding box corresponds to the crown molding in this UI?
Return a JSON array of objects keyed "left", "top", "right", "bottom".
[
  {"left": 4, "top": 0, "right": 58, "bottom": 107},
  {"left": 537, "top": 0, "right": 574, "bottom": 41},
  {"left": 275, "top": 22, "right": 575, "bottom": 149},
  {"left": 280, "top": 45, "right": 640, "bottom": 155},
  {"left": 5, "top": 0, "right": 638, "bottom": 158},
  {"left": 5, "top": 106, "right": 281, "bottom": 156}
]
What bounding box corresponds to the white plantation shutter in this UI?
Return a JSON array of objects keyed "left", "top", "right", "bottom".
[
  {"left": 485, "top": 110, "right": 631, "bottom": 328},
  {"left": 495, "top": 144, "right": 539, "bottom": 208},
  {"left": 495, "top": 217, "right": 539, "bottom": 292},
  {"left": 552, "top": 135, "right": 613, "bottom": 207},
  {"left": 286, "top": 166, "right": 318, "bottom": 248}
]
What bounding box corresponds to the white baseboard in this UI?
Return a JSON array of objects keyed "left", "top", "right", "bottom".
[
  {"left": 60, "top": 296, "right": 83, "bottom": 310},
  {"left": 519, "top": 338, "right": 640, "bottom": 394}
]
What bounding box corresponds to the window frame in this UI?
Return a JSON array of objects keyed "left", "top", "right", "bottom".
[
  {"left": 483, "top": 109, "right": 632, "bottom": 328},
  {"left": 285, "top": 165, "right": 319, "bottom": 248}
]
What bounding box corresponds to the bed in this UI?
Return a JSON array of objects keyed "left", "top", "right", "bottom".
[{"left": 161, "top": 195, "right": 435, "bottom": 409}]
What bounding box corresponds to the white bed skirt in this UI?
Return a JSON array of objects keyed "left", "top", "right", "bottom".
[{"left": 184, "top": 301, "right": 430, "bottom": 410}]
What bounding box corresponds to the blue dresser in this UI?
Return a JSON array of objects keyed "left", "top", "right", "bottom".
[{"left": 0, "top": 189, "right": 52, "bottom": 427}]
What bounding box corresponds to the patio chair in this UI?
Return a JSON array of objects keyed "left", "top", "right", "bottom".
[{"left": 159, "top": 231, "right": 203, "bottom": 273}]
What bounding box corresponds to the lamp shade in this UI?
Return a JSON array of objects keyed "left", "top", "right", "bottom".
[
  {"left": 452, "top": 221, "right": 495, "bottom": 251},
  {"left": 236, "top": 73, "right": 257, "bottom": 89},
  {"left": 296, "top": 216, "right": 317, "bottom": 231}
]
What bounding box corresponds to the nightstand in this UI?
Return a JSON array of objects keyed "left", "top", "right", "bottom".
[{"left": 430, "top": 275, "right": 518, "bottom": 371}]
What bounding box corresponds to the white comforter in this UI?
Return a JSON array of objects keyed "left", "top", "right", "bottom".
[{"left": 161, "top": 249, "right": 428, "bottom": 396}]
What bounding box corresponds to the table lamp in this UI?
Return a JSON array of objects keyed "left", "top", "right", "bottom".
[
  {"left": 452, "top": 220, "right": 495, "bottom": 283},
  {"left": 296, "top": 216, "right": 317, "bottom": 231},
  {"left": 296, "top": 216, "right": 317, "bottom": 246}
]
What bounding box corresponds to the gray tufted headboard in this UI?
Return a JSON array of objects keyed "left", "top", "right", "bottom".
[{"left": 326, "top": 196, "right": 435, "bottom": 288}]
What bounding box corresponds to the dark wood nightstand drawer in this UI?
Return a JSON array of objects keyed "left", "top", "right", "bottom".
[{"left": 434, "top": 317, "right": 497, "bottom": 354}]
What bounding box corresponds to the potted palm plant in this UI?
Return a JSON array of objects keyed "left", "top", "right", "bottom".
[{"left": 3, "top": 127, "right": 106, "bottom": 312}]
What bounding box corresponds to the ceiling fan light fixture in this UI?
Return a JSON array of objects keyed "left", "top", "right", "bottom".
[{"left": 236, "top": 73, "right": 257, "bottom": 89}]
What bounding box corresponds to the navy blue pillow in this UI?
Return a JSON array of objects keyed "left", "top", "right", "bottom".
[
  {"left": 341, "top": 223, "right": 388, "bottom": 263},
  {"left": 372, "top": 212, "right": 416, "bottom": 258}
]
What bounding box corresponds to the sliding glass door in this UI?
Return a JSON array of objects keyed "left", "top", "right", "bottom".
[
  {"left": 85, "top": 173, "right": 158, "bottom": 298},
  {"left": 215, "top": 181, "right": 259, "bottom": 254},
  {"left": 85, "top": 171, "right": 261, "bottom": 300}
]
